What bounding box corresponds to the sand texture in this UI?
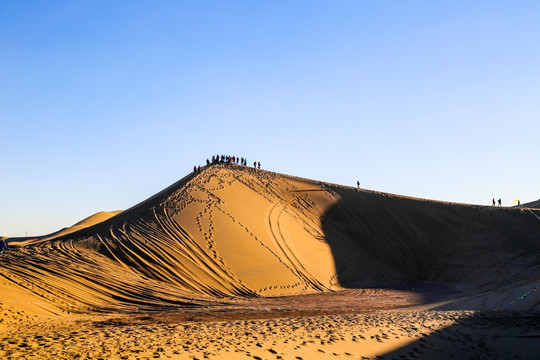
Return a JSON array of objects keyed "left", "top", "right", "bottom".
[{"left": 1, "top": 163, "right": 540, "bottom": 359}]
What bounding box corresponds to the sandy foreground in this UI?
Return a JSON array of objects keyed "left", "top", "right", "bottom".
[
  {"left": 1, "top": 309, "right": 539, "bottom": 360},
  {"left": 2, "top": 164, "right": 540, "bottom": 359},
  {"left": 1, "top": 287, "right": 539, "bottom": 360}
]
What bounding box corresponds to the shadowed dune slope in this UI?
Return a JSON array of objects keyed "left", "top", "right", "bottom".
[
  {"left": 322, "top": 189, "right": 540, "bottom": 290},
  {"left": 1, "top": 164, "right": 540, "bottom": 312}
]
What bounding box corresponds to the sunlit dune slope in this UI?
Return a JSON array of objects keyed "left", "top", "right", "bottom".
[{"left": 1, "top": 164, "right": 540, "bottom": 313}]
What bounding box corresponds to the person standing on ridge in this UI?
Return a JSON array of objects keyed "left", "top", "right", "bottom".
[
  {"left": 0, "top": 239, "right": 7, "bottom": 255},
  {"left": 258, "top": 161, "right": 261, "bottom": 169},
  {"left": 498, "top": 198, "right": 502, "bottom": 206},
  {"left": 357, "top": 181, "right": 360, "bottom": 188},
  {"left": 253, "top": 161, "right": 256, "bottom": 168},
  {"left": 492, "top": 198, "right": 496, "bottom": 206}
]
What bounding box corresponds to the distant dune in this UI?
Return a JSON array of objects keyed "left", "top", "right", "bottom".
[
  {"left": 1, "top": 164, "right": 540, "bottom": 315},
  {"left": 4, "top": 210, "right": 122, "bottom": 247},
  {"left": 45, "top": 210, "right": 123, "bottom": 240},
  {"left": 524, "top": 198, "right": 540, "bottom": 209}
]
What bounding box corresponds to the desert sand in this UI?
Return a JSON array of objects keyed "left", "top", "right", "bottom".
[{"left": 1, "top": 163, "right": 539, "bottom": 359}]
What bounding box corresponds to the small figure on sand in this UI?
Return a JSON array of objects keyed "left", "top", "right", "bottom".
[
  {"left": 498, "top": 198, "right": 502, "bottom": 206},
  {"left": 492, "top": 198, "right": 496, "bottom": 206},
  {"left": 257, "top": 161, "right": 261, "bottom": 169},
  {"left": 357, "top": 181, "right": 360, "bottom": 188},
  {"left": 0, "top": 239, "right": 7, "bottom": 255}
]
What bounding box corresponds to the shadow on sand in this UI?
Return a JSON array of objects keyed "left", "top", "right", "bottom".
[{"left": 381, "top": 311, "right": 540, "bottom": 360}]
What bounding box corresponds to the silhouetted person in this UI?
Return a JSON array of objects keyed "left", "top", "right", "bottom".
[
  {"left": 206, "top": 159, "right": 210, "bottom": 165},
  {"left": 498, "top": 198, "right": 502, "bottom": 206},
  {"left": 357, "top": 181, "right": 360, "bottom": 188},
  {"left": 253, "top": 161, "right": 256, "bottom": 168},
  {"left": 258, "top": 161, "right": 261, "bottom": 169},
  {"left": 0, "top": 239, "right": 6, "bottom": 254},
  {"left": 193, "top": 165, "right": 197, "bottom": 173},
  {"left": 492, "top": 198, "right": 496, "bottom": 206}
]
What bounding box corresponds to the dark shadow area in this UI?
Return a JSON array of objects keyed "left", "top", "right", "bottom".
[
  {"left": 381, "top": 311, "right": 540, "bottom": 360},
  {"left": 321, "top": 186, "right": 540, "bottom": 296},
  {"left": 360, "top": 282, "right": 467, "bottom": 305}
]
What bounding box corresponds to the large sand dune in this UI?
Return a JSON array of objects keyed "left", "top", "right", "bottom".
[
  {"left": 2, "top": 164, "right": 540, "bottom": 310},
  {"left": 1, "top": 164, "right": 540, "bottom": 359}
]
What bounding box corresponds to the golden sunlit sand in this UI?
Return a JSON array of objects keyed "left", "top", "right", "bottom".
[{"left": 1, "top": 163, "right": 539, "bottom": 359}]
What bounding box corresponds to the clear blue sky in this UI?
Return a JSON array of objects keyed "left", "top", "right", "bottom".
[{"left": 1, "top": 1, "right": 539, "bottom": 237}]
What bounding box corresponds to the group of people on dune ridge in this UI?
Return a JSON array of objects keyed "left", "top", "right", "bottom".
[{"left": 194, "top": 154, "right": 261, "bottom": 174}]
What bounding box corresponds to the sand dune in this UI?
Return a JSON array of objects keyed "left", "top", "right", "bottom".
[
  {"left": 5, "top": 210, "right": 122, "bottom": 247},
  {"left": 43, "top": 210, "right": 123, "bottom": 240},
  {"left": 524, "top": 198, "right": 540, "bottom": 209},
  {"left": 2, "top": 164, "right": 540, "bottom": 309},
  {"left": 1, "top": 163, "right": 540, "bottom": 359}
]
